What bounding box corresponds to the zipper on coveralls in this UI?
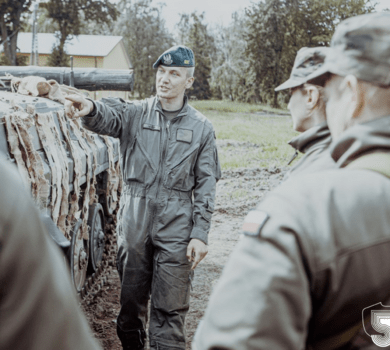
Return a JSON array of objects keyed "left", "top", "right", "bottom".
[
  {"left": 155, "top": 120, "right": 171, "bottom": 199},
  {"left": 287, "top": 150, "right": 298, "bottom": 165}
]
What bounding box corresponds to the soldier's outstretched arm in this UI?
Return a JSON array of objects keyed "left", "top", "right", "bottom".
[
  {"left": 193, "top": 217, "right": 311, "bottom": 350},
  {"left": 65, "top": 94, "right": 140, "bottom": 140}
]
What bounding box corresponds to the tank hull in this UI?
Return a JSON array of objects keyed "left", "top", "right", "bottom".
[{"left": 0, "top": 90, "right": 121, "bottom": 292}]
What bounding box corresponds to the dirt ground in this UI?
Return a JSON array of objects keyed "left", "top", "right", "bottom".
[{"left": 82, "top": 141, "right": 289, "bottom": 349}]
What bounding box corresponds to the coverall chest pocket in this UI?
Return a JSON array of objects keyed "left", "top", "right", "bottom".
[
  {"left": 124, "top": 134, "right": 156, "bottom": 186},
  {"left": 165, "top": 147, "right": 199, "bottom": 191}
]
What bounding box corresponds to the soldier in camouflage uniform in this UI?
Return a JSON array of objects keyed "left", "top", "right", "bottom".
[
  {"left": 65, "top": 45, "right": 221, "bottom": 350},
  {"left": 193, "top": 12, "right": 390, "bottom": 350},
  {"left": 0, "top": 157, "right": 101, "bottom": 350},
  {"left": 275, "top": 47, "right": 336, "bottom": 181}
]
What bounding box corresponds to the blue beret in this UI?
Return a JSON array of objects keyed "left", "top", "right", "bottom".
[{"left": 153, "top": 45, "right": 195, "bottom": 69}]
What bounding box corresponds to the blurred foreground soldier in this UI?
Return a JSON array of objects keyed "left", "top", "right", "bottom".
[
  {"left": 0, "top": 158, "right": 101, "bottom": 350},
  {"left": 64, "top": 45, "right": 221, "bottom": 350},
  {"left": 275, "top": 47, "right": 336, "bottom": 181},
  {"left": 193, "top": 12, "right": 390, "bottom": 350}
]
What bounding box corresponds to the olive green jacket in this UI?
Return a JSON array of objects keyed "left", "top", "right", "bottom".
[
  {"left": 194, "top": 115, "right": 390, "bottom": 350},
  {"left": 0, "top": 160, "right": 101, "bottom": 350},
  {"left": 284, "top": 122, "right": 335, "bottom": 181}
]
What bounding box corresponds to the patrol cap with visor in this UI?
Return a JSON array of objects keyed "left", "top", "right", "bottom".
[
  {"left": 153, "top": 45, "right": 195, "bottom": 69},
  {"left": 275, "top": 46, "right": 329, "bottom": 91},
  {"left": 306, "top": 12, "right": 390, "bottom": 86}
]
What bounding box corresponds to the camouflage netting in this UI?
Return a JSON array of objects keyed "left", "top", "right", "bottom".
[
  {"left": 10, "top": 75, "right": 85, "bottom": 104},
  {"left": 2, "top": 76, "right": 122, "bottom": 241}
]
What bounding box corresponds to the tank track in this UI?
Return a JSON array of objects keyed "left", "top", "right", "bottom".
[{"left": 79, "top": 215, "right": 118, "bottom": 305}]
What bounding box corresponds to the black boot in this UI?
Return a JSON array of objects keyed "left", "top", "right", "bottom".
[{"left": 117, "top": 325, "right": 146, "bottom": 350}]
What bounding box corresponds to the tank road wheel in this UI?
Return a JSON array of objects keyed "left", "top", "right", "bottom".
[
  {"left": 101, "top": 191, "right": 114, "bottom": 216},
  {"left": 88, "top": 203, "right": 106, "bottom": 273},
  {"left": 98, "top": 171, "right": 114, "bottom": 217},
  {"left": 69, "top": 219, "right": 89, "bottom": 292}
]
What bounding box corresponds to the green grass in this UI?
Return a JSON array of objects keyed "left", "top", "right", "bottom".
[
  {"left": 189, "top": 99, "right": 289, "bottom": 115},
  {"left": 231, "top": 189, "right": 249, "bottom": 199},
  {"left": 195, "top": 108, "right": 299, "bottom": 170}
]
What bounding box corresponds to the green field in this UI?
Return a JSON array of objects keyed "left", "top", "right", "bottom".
[
  {"left": 190, "top": 100, "right": 289, "bottom": 115},
  {"left": 189, "top": 101, "right": 298, "bottom": 170}
]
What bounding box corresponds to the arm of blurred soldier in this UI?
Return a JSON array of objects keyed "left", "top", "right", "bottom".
[
  {"left": 192, "top": 231, "right": 311, "bottom": 349},
  {"left": 0, "top": 162, "right": 101, "bottom": 350},
  {"left": 64, "top": 94, "right": 140, "bottom": 140},
  {"left": 187, "top": 129, "right": 221, "bottom": 269}
]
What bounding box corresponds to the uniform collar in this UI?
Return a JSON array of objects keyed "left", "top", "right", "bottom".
[
  {"left": 330, "top": 115, "right": 390, "bottom": 167},
  {"left": 154, "top": 95, "right": 189, "bottom": 118},
  {"left": 288, "top": 122, "right": 331, "bottom": 154}
]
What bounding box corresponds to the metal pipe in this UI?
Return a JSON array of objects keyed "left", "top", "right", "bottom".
[
  {"left": 30, "top": 3, "right": 38, "bottom": 66},
  {"left": 0, "top": 66, "right": 134, "bottom": 91},
  {"left": 70, "top": 56, "right": 74, "bottom": 87}
]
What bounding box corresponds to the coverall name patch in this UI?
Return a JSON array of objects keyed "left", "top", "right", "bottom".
[
  {"left": 177, "top": 128, "right": 193, "bottom": 143},
  {"left": 143, "top": 123, "right": 161, "bottom": 131},
  {"left": 242, "top": 210, "right": 269, "bottom": 237}
]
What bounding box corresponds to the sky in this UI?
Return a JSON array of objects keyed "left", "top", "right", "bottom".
[
  {"left": 158, "top": 0, "right": 253, "bottom": 32},
  {"left": 155, "top": 0, "right": 390, "bottom": 33}
]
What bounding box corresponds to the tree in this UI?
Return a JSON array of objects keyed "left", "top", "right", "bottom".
[
  {"left": 77, "top": 11, "right": 114, "bottom": 36},
  {"left": 114, "top": 0, "right": 173, "bottom": 98},
  {"left": 22, "top": 6, "right": 58, "bottom": 34},
  {"left": 244, "top": 0, "right": 303, "bottom": 107},
  {"left": 244, "top": 0, "right": 376, "bottom": 108},
  {"left": 302, "top": 0, "right": 377, "bottom": 45},
  {"left": 0, "top": 0, "right": 32, "bottom": 65},
  {"left": 210, "top": 12, "right": 249, "bottom": 101},
  {"left": 46, "top": 45, "right": 70, "bottom": 67},
  {"left": 41, "top": 0, "right": 118, "bottom": 67},
  {"left": 176, "top": 12, "right": 215, "bottom": 100}
]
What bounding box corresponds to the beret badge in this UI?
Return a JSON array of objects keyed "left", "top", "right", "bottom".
[{"left": 163, "top": 54, "right": 173, "bottom": 65}]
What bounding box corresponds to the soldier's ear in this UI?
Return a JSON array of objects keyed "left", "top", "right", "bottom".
[
  {"left": 305, "top": 85, "right": 320, "bottom": 109},
  {"left": 186, "top": 76, "right": 195, "bottom": 89},
  {"left": 341, "top": 75, "right": 364, "bottom": 121}
]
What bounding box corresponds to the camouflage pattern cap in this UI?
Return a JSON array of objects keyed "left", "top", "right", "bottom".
[
  {"left": 307, "top": 12, "right": 390, "bottom": 86},
  {"left": 275, "top": 46, "right": 329, "bottom": 91},
  {"left": 153, "top": 45, "right": 195, "bottom": 69}
]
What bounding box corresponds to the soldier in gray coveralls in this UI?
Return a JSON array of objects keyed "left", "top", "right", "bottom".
[{"left": 65, "top": 45, "right": 221, "bottom": 350}]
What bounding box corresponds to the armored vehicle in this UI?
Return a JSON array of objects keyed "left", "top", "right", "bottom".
[{"left": 0, "top": 66, "right": 133, "bottom": 295}]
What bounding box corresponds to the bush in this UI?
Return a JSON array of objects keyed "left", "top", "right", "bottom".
[
  {"left": 0, "top": 54, "right": 28, "bottom": 66},
  {"left": 47, "top": 45, "right": 69, "bottom": 67}
]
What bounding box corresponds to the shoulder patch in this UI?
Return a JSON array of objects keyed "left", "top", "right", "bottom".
[
  {"left": 242, "top": 210, "right": 270, "bottom": 237},
  {"left": 177, "top": 128, "right": 193, "bottom": 143}
]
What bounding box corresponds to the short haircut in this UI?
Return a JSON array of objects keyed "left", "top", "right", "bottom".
[{"left": 187, "top": 67, "right": 195, "bottom": 78}]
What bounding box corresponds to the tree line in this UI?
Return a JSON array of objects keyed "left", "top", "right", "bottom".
[{"left": 0, "top": 0, "right": 379, "bottom": 106}]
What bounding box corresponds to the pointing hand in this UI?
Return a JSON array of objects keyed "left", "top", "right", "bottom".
[{"left": 64, "top": 94, "right": 94, "bottom": 119}]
